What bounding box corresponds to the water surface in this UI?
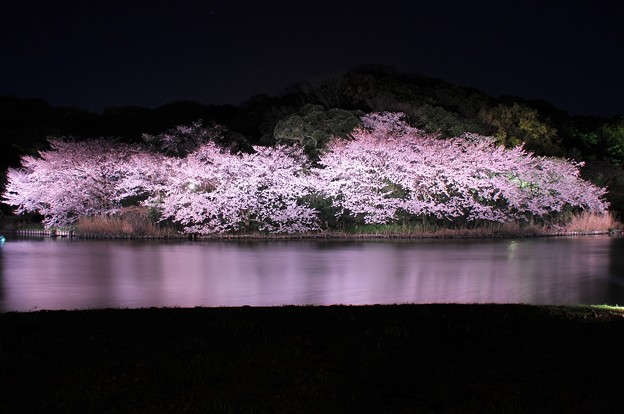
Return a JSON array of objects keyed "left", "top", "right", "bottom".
[{"left": 1, "top": 236, "right": 623, "bottom": 311}]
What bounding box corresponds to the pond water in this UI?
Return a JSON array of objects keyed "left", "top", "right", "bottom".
[{"left": 1, "top": 235, "right": 624, "bottom": 312}]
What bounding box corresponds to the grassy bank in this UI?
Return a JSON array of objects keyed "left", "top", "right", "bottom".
[
  {"left": 2, "top": 209, "right": 622, "bottom": 240},
  {"left": 2, "top": 305, "right": 624, "bottom": 413},
  {"left": 5, "top": 211, "right": 623, "bottom": 240}
]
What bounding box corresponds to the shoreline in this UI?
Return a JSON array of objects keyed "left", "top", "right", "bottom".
[
  {"left": 3, "top": 210, "right": 622, "bottom": 240},
  {"left": 4, "top": 227, "right": 623, "bottom": 241}
]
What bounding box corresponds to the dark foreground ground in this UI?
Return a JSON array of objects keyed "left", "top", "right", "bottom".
[{"left": 1, "top": 305, "right": 624, "bottom": 413}]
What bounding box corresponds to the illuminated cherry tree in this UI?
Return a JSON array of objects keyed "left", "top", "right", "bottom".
[
  {"left": 154, "top": 142, "right": 319, "bottom": 234},
  {"left": 3, "top": 139, "right": 139, "bottom": 227},
  {"left": 2, "top": 115, "right": 609, "bottom": 233},
  {"left": 115, "top": 150, "right": 176, "bottom": 205},
  {"left": 315, "top": 113, "right": 608, "bottom": 224}
]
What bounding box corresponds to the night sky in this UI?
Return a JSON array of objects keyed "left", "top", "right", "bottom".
[{"left": 2, "top": 0, "right": 622, "bottom": 116}]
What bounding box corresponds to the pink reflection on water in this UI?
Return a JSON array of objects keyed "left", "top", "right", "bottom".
[{"left": 0, "top": 237, "right": 621, "bottom": 312}]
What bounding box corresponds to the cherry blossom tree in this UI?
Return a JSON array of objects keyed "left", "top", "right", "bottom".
[
  {"left": 3, "top": 114, "right": 609, "bottom": 233},
  {"left": 4, "top": 138, "right": 139, "bottom": 227},
  {"left": 114, "top": 150, "right": 176, "bottom": 206},
  {"left": 314, "top": 112, "right": 608, "bottom": 225},
  {"left": 154, "top": 143, "right": 319, "bottom": 234}
]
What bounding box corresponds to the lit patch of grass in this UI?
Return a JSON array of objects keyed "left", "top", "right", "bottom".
[
  {"left": 592, "top": 304, "right": 624, "bottom": 314},
  {"left": 539, "top": 304, "right": 624, "bottom": 322}
]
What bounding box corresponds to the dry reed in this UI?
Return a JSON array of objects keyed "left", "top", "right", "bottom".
[
  {"left": 76, "top": 207, "right": 178, "bottom": 238},
  {"left": 558, "top": 211, "right": 621, "bottom": 233}
]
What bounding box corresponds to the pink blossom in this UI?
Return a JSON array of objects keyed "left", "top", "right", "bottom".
[{"left": 3, "top": 115, "right": 609, "bottom": 233}]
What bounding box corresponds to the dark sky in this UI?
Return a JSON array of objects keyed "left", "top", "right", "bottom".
[{"left": 2, "top": 0, "right": 622, "bottom": 116}]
